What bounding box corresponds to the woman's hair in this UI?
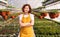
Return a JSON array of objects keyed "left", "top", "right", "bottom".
[{"left": 22, "top": 4, "right": 31, "bottom": 13}]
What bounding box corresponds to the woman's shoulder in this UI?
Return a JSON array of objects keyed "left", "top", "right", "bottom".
[
  {"left": 19, "top": 14, "right": 23, "bottom": 17},
  {"left": 30, "top": 13, "right": 34, "bottom": 16},
  {"left": 30, "top": 13, "right": 34, "bottom": 20}
]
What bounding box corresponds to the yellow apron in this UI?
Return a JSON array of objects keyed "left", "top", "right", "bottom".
[{"left": 20, "top": 14, "right": 35, "bottom": 37}]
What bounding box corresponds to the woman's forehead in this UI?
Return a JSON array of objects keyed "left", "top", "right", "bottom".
[{"left": 25, "top": 6, "right": 29, "bottom": 8}]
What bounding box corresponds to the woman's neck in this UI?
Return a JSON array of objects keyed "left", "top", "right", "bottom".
[{"left": 24, "top": 12, "right": 29, "bottom": 15}]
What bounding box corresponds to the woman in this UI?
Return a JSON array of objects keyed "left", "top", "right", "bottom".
[{"left": 19, "top": 4, "right": 35, "bottom": 37}]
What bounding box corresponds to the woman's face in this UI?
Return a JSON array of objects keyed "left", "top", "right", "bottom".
[{"left": 24, "top": 6, "right": 29, "bottom": 13}]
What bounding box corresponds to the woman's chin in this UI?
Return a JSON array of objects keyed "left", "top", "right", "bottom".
[{"left": 24, "top": 12, "right": 29, "bottom": 13}]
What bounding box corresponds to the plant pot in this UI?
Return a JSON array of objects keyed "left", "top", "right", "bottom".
[
  {"left": 2, "top": 11, "right": 6, "bottom": 16},
  {"left": 41, "top": 12, "right": 48, "bottom": 17},
  {"left": 3, "top": 16, "right": 8, "bottom": 20},
  {"left": 55, "top": 13, "right": 59, "bottom": 18},
  {"left": 11, "top": 16, "right": 15, "bottom": 19},
  {"left": 39, "top": 16, "right": 44, "bottom": 19},
  {"left": 6, "top": 11, "right": 10, "bottom": 15},
  {"left": 49, "top": 13, "right": 59, "bottom": 19}
]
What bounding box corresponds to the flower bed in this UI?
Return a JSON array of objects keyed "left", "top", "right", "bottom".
[{"left": 34, "top": 17, "right": 60, "bottom": 37}]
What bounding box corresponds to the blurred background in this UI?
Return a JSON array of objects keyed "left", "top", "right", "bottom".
[{"left": 0, "top": 0, "right": 60, "bottom": 37}]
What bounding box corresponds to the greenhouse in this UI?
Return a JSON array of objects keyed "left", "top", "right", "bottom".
[{"left": 0, "top": 0, "right": 60, "bottom": 37}]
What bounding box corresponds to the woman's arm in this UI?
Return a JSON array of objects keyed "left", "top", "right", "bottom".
[
  {"left": 19, "top": 14, "right": 28, "bottom": 27},
  {"left": 27, "top": 14, "right": 34, "bottom": 26},
  {"left": 19, "top": 20, "right": 29, "bottom": 27},
  {"left": 25, "top": 14, "right": 34, "bottom": 26},
  {"left": 19, "top": 20, "right": 34, "bottom": 27},
  {"left": 29, "top": 20, "right": 34, "bottom": 25},
  {"left": 19, "top": 14, "right": 34, "bottom": 27}
]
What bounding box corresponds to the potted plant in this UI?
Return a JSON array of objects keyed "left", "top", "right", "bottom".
[
  {"left": 49, "top": 9, "right": 59, "bottom": 19},
  {"left": 11, "top": 16, "right": 15, "bottom": 19},
  {"left": 39, "top": 15, "right": 44, "bottom": 19},
  {"left": 6, "top": 11, "right": 10, "bottom": 15},
  {"left": 41, "top": 12, "right": 48, "bottom": 17},
  {"left": 2, "top": 11, "right": 6, "bottom": 16},
  {"left": 1, "top": 9, "right": 7, "bottom": 16},
  {"left": 3, "top": 15, "right": 8, "bottom": 20}
]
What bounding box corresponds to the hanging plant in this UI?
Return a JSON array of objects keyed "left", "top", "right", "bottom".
[
  {"left": 3, "top": 15, "right": 8, "bottom": 20},
  {"left": 49, "top": 9, "right": 59, "bottom": 19},
  {"left": 6, "top": 11, "right": 10, "bottom": 15},
  {"left": 39, "top": 15, "right": 44, "bottom": 19},
  {"left": 2, "top": 11, "right": 6, "bottom": 16},
  {"left": 11, "top": 16, "right": 16, "bottom": 19},
  {"left": 41, "top": 12, "right": 48, "bottom": 17}
]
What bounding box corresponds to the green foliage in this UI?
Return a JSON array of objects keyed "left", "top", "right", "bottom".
[
  {"left": 5, "top": 0, "right": 7, "bottom": 1},
  {"left": 7, "top": 6, "right": 15, "bottom": 8},
  {"left": 0, "top": 9, "right": 9, "bottom": 11},
  {"left": 34, "top": 17, "right": 60, "bottom": 36},
  {"left": 50, "top": 9, "right": 58, "bottom": 13}
]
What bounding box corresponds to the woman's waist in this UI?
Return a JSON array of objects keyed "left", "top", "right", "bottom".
[
  {"left": 21, "top": 25, "right": 33, "bottom": 28},
  {"left": 20, "top": 26, "right": 34, "bottom": 32},
  {"left": 22, "top": 21, "right": 31, "bottom": 23},
  {"left": 20, "top": 26, "right": 33, "bottom": 30}
]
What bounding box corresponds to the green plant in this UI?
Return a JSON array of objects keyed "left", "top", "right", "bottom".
[
  {"left": 49, "top": 9, "right": 59, "bottom": 19},
  {"left": 50, "top": 9, "right": 58, "bottom": 13}
]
